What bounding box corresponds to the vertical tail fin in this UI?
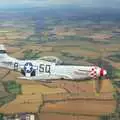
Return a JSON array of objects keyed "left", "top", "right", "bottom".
[
  {"left": 0, "top": 45, "right": 18, "bottom": 70},
  {"left": 0, "top": 44, "right": 17, "bottom": 61},
  {"left": 0, "top": 44, "right": 7, "bottom": 53},
  {"left": 0, "top": 44, "right": 7, "bottom": 59}
]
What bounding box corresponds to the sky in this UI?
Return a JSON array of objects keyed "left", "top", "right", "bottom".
[{"left": 0, "top": 0, "right": 120, "bottom": 8}]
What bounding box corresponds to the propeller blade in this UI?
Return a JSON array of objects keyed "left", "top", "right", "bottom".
[
  {"left": 95, "top": 78, "right": 100, "bottom": 93},
  {"left": 95, "top": 75, "right": 104, "bottom": 94}
]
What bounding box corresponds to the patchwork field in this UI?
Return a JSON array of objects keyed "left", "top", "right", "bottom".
[
  {"left": 0, "top": 80, "right": 67, "bottom": 114},
  {"left": 39, "top": 113, "right": 99, "bottom": 120},
  {"left": 0, "top": 94, "right": 42, "bottom": 114},
  {"left": 0, "top": 78, "right": 116, "bottom": 117},
  {"left": 0, "top": 8, "right": 120, "bottom": 119},
  {"left": 41, "top": 100, "right": 115, "bottom": 116}
]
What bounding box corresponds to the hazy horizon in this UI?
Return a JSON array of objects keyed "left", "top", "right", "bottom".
[{"left": 0, "top": 0, "right": 120, "bottom": 9}]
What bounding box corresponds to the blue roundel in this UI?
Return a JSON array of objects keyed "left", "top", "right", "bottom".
[{"left": 24, "top": 62, "right": 33, "bottom": 73}]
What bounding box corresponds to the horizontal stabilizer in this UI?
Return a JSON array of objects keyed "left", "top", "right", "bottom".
[
  {"left": 0, "top": 44, "right": 6, "bottom": 50},
  {"left": 0, "top": 44, "right": 7, "bottom": 54}
]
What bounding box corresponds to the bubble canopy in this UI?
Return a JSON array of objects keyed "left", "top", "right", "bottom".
[{"left": 39, "top": 56, "right": 63, "bottom": 64}]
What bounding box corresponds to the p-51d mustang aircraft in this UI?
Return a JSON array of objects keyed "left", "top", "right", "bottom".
[{"left": 0, "top": 45, "right": 107, "bottom": 93}]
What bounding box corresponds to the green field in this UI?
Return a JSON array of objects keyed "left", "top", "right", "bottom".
[
  {"left": 0, "top": 81, "right": 21, "bottom": 106},
  {"left": 3, "top": 81, "right": 21, "bottom": 94}
]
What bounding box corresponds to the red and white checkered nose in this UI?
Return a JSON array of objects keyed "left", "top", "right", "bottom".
[
  {"left": 90, "top": 67, "right": 97, "bottom": 79},
  {"left": 90, "top": 67, "right": 107, "bottom": 79},
  {"left": 100, "top": 68, "right": 107, "bottom": 77}
]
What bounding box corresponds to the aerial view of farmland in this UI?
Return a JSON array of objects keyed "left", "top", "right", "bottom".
[{"left": 0, "top": 0, "right": 120, "bottom": 120}]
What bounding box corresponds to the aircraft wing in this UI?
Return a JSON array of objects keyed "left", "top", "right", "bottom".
[{"left": 17, "top": 74, "right": 72, "bottom": 81}]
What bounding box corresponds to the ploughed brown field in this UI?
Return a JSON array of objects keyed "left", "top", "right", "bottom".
[
  {"left": 42, "top": 79, "right": 115, "bottom": 100},
  {"left": 0, "top": 78, "right": 116, "bottom": 116},
  {"left": 39, "top": 113, "right": 99, "bottom": 120},
  {"left": 39, "top": 79, "right": 116, "bottom": 120},
  {"left": 0, "top": 76, "right": 116, "bottom": 119},
  {"left": 0, "top": 79, "right": 67, "bottom": 114},
  {"left": 41, "top": 100, "right": 116, "bottom": 116},
  {"left": 0, "top": 94, "right": 43, "bottom": 114},
  {"left": 40, "top": 99, "right": 115, "bottom": 120}
]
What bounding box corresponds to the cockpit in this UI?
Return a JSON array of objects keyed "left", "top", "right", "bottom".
[{"left": 39, "top": 56, "right": 63, "bottom": 65}]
